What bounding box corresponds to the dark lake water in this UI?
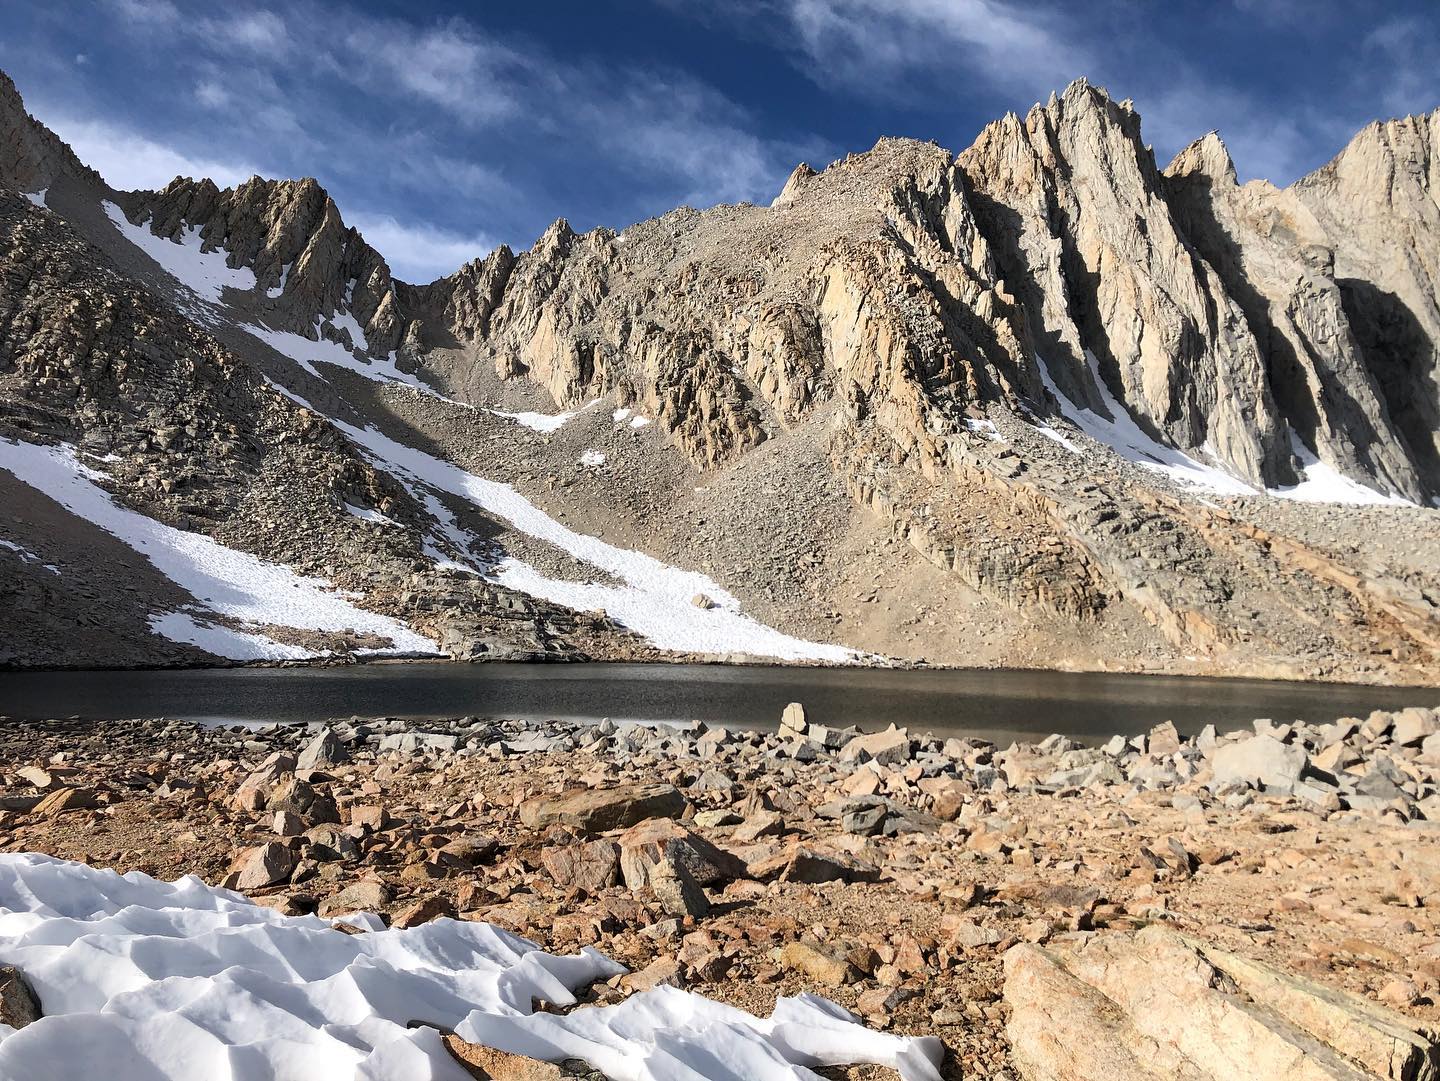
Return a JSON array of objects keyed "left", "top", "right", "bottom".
[{"left": 0, "top": 662, "right": 1434, "bottom": 746}]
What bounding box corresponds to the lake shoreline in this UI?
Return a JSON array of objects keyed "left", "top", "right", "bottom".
[{"left": 3, "top": 644, "right": 1439, "bottom": 691}]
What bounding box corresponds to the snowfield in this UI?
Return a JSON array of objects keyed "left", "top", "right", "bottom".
[
  {"left": 103, "top": 201, "right": 257, "bottom": 305},
  {"left": 328, "top": 417, "right": 855, "bottom": 662},
  {"left": 0, "top": 437, "right": 437, "bottom": 661},
  {"left": 0, "top": 854, "right": 944, "bottom": 1081},
  {"left": 492, "top": 400, "right": 599, "bottom": 433},
  {"left": 1038, "top": 354, "right": 1415, "bottom": 505}
]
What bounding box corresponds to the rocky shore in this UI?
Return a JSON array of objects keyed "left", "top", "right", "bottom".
[{"left": 1, "top": 704, "right": 1439, "bottom": 1078}]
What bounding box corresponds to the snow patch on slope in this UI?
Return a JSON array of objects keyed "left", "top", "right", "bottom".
[
  {"left": 0, "top": 537, "right": 59, "bottom": 574},
  {"left": 491, "top": 401, "right": 598, "bottom": 433},
  {"left": 103, "top": 201, "right": 257, "bottom": 305},
  {"left": 0, "top": 438, "right": 436, "bottom": 660},
  {"left": 344, "top": 502, "right": 395, "bottom": 526},
  {"left": 266, "top": 262, "right": 291, "bottom": 299},
  {"left": 1038, "top": 354, "right": 1416, "bottom": 505},
  {"left": 331, "top": 419, "right": 853, "bottom": 661},
  {"left": 0, "top": 854, "right": 941, "bottom": 1081},
  {"left": 23, "top": 189, "right": 46, "bottom": 208},
  {"left": 147, "top": 611, "right": 317, "bottom": 661},
  {"left": 1039, "top": 353, "right": 1255, "bottom": 495},
  {"left": 1272, "top": 428, "right": 1412, "bottom": 506},
  {"left": 243, "top": 320, "right": 464, "bottom": 405}
]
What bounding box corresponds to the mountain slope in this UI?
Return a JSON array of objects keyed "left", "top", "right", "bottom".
[{"left": 0, "top": 70, "right": 1437, "bottom": 681}]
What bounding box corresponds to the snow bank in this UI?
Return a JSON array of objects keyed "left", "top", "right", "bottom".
[
  {"left": 0, "top": 854, "right": 943, "bottom": 1081},
  {"left": 344, "top": 502, "right": 396, "bottom": 526},
  {"left": 23, "top": 189, "right": 46, "bottom": 208},
  {"left": 580, "top": 450, "right": 606, "bottom": 467},
  {"left": 266, "top": 262, "right": 291, "bottom": 299},
  {"left": 491, "top": 401, "right": 597, "bottom": 433},
  {"left": 330, "top": 418, "right": 853, "bottom": 662},
  {"left": 103, "top": 201, "right": 257, "bottom": 305},
  {"left": 1039, "top": 353, "right": 1255, "bottom": 495},
  {"left": 243, "top": 320, "right": 465, "bottom": 405},
  {"left": 1271, "top": 427, "right": 1411, "bottom": 506},
  {"left": 1037, "top": 355, "right": 1415, "bottom": 505},
  {"left": 0, "top": 437, "right": 436, "bottom": 661}
]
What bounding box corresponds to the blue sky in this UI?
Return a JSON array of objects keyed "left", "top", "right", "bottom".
[{"left": 3, "top": 0, "right": 1436, "bottom": 282}]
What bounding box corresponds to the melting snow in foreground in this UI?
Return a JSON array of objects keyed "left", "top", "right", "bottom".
[
  {"left": 0, "top": 854, "right": 943, "bottom": 1081},
  {"left": 103, "top": 201, "right": 257, "bottom": 305},
  {"left": 1038, "top": 354, "right": 1414, "bottom": 506},
  {"left": 0, "top": 438, "right": 436, "bottom": 661},
  {"left": 329, "top": 416, "right": 854, "bottom": 662}
]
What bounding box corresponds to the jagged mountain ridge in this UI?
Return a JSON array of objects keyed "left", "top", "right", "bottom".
[
  {"left": 101, "top": 78, "right": 1440, "bottom": 504},
  {"left": 1, "top": 68, "right": 1438, "bottom": 681}
]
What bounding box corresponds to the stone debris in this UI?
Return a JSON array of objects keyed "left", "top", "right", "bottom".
[{"left": 2, "top": 701, "right": 1440, "bottom": 1077}]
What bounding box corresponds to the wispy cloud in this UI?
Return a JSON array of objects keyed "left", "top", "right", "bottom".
[
  {"left": 39, "top": 114, "right": 264, "bottom": 189},
  {"left": 348, "top": 213, "right": 500, "bottom": 283},
  {"left": 337, "top": 15, "right": 525, "bottom": 125},
  {"left": 783, "top": 0, "right": 1087, "bottom": 100}
]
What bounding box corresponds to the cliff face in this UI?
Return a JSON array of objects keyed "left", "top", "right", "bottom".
[{"left": 1, "top": 69, "right": 1438, "bottom": 680}]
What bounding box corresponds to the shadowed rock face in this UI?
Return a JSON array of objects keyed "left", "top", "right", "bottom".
[{"left": 1, "top": 68, "right": 1438, "bottom": 678}]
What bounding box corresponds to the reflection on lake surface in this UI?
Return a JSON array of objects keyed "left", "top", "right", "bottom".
[{"left": 1, "top": 662, "right": 1435, "bottom": 746}]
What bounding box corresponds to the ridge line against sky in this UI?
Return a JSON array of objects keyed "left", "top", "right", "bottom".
[{"left": 2, "top": 0, "right": 1436, "bottom": 282}]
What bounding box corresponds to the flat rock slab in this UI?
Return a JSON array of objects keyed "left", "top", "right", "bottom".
[
  {"left": 519, "top": 783, "right": 688, "bottom": 834},
  {"left": 1004, "top": 926, "right": 1440, "bottom": 1081}
]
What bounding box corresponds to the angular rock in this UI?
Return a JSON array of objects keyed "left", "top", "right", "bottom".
[
  {"left": 839, "top": 726, "right": 913, "bottom": 766},
  {"left": 519, "top": 783, "right": 688, "bottom": 834},
  {"left": 230, "top": 842, "right": 296, "bottom": 890},
  {"left": 541, "top": 839, "right": 621, "bottom": 895},
  {"left": 0, "top": 965, "right": 40, "bottom": 1030},
  {"left": 617, "top": 818, "right": 745, "bottom": 889},
  {"left": 1209, "top": 736, "right": 1307, "bottom": 792},
  {"left": 651, "top": 855, "right": 710, "bottom": 918},
  {"left": 779, "top": 941, "right": 856, "bottom": 987},
  {"left": 297, "top": 727, "right": 349, "bottom": 770},
  {"left": 318, "top": 878, "right": 394, "bottom": 917},
  {"left": 1004, "top": 926, "right": 1440, "bottom": 1081}
]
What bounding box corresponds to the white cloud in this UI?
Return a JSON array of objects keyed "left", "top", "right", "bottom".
[
  {"left": 106, "top": 0, "right": 178, "bottom": 23},
  {"left": 1361, "top": 15, "right": 1440, "bottom": 119},
  {"left": 208, "top": 11, "right": 291, "bottom": 52},
  {"left": 575, "top": 71, "right": 813, "bottom": 209},
  {"left": 349, "top": 213, "right": 499, "bottom": 283},
  {"left": 194, "top": 79, "right": 230, "bottom": 109},
  {"left": 338, "top": 16, "right": 522, "bottom": 124},
  {"left": 37, "top": 114, "right": 263, "bottom": 190},
  {"left": 780, "top": 0, "right": 1087, "bottom": 100}
]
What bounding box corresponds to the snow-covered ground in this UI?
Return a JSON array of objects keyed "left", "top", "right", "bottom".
[
  {"left": 492, "top": 400, "right": 599, "bottom": 433},
  {"left": 0, "top": 437, "right": 436, "bottom": 661},
  {"left": 0, "top": 853, "right": 943, "bottom": 1081},
  {"left": 1271, "top": 427, "right": 1413, "bottom": 506},
  {"left": 103, "top": 201, "right": 257, "bottom": 305},
  {"left": 23, "top": 189, "right": 46, "bottom": 208},
  {"left": 243, "top": 318, "right": 476, "bottom": 408},
  {"left": 1037, "top": 354, "right": 1415, "bottom": 506},
  {"left": 327, "top": 417, "right": 854, "bottom": 662}
]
